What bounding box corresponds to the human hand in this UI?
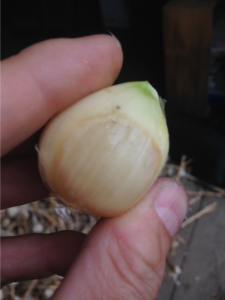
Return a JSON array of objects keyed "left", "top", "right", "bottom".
[{"left": 1, "top": 34, "right": 188, "bottom": 299}]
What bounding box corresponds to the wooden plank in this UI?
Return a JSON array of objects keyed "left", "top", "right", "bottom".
[
  {"left": 163, "top": 0, "right": 217, "bottom": 117},
  {"left": 172, "top": 196, "right": 225, "bottom": 300}
]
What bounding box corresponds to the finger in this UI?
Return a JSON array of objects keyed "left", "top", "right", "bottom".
[
  {"left": 1, "top": 155, "right": 48, "bottom": 209},
  {"left": 5, "top": 129, "right": 43, "bottom": 156},
  {"left": 1, "top": 34, "right": 123, "bottom": 156},
  {"left": 52, "top": 178, "right": 188, "bottom": 300},
  {"left": 1, "top": 230, "right": 86, "bottom": 287}
]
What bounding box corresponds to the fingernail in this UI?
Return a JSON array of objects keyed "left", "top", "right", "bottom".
[
  {"left": 154, "top": 184, "right": 188, "bottom": 236},
  {"left": 108, "top": 31, "right": 122, "bottom": 48}
]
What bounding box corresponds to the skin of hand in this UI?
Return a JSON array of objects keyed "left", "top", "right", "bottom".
[{"left": 1, "top": 34, "right": 189, "bottom": 300}]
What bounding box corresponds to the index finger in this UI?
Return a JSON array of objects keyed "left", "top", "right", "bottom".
[{"left": 1, "top": 34, "right": 123, "bottom": 156}]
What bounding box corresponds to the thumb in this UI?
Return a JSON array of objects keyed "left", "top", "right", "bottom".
[{"left": 52, "top": 178, "right": 188, "bottom": 300}]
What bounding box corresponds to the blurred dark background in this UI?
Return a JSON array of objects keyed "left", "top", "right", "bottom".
[{"left": 2, "top": 0, "right": 225, "bottom": 188}]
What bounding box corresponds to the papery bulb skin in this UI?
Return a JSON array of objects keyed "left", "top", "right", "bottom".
[{"left": 38, "top": 82, "right": 169, "bottom": 217}]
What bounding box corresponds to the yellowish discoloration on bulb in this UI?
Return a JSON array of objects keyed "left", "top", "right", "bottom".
[{"left": 38, "top": 82, "right": 169, "bottom": 217}]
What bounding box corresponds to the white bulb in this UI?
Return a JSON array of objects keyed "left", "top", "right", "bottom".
[{"left": 38, "top": 82, "right": 169, "bottom": 217}]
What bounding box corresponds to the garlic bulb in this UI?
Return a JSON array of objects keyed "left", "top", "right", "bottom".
[{"left": 38, "top": 82, "right": 169, "bottom": 217}]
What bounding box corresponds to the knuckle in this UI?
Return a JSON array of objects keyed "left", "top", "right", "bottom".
[{"left": 105, "top": 234, "right": 165, "bottom": 300}]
